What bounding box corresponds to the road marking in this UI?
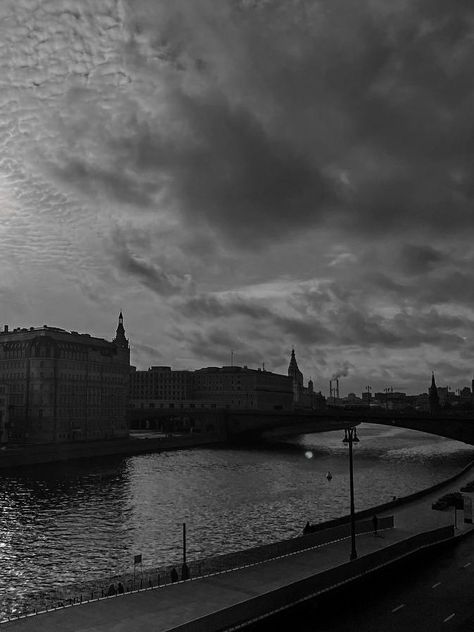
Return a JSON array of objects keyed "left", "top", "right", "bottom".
[
  {"left": 443, "top": 613, "right": 455, "bottom": 623},
  {"left": 392, "top": 604, "right": 405, "bottom": 613},
  {"left": 432, "top": 582, "right": 441, "bottom": 588},
  {"left": 463, "top": 562, "right": 471, "bottom": 568}
]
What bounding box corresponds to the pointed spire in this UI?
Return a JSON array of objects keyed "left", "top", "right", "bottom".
[
  {"left": 429, "top": 371, "right": 439, "bottom": 413},
  {"left": 288, "top": 348, "right": 303, "bottom": 384},
  {"left": 289, "top": 348, "right": 298, "bottom": 369},
  {"left": 114, "top": 311, "right": 128, "bottom": 349}
]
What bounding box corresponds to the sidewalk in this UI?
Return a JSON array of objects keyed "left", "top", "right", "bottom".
[
  {"left": 378, "top": 464, "right": 474, "bottom": 534},
  {"left": 0, "top": 527, "right": 416, "bottom": 632}
]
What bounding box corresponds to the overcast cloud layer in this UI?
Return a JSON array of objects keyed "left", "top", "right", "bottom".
[{"left": 1, "top": 0, "right": 473, "bottom": 395}]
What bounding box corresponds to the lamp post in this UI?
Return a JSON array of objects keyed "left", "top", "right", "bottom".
[
  {"left": 182, "top": 522, "right": 190, "bottom": 580},
  {"left": 343, "top": 427, "right": 360, "bottom": 561}
]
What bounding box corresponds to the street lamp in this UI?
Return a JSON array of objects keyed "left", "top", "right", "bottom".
[{"left": 343, "top": 427, "right": 360, "bottom": 561}]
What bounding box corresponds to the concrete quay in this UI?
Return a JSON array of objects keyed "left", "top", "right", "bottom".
[
  {"left": 3, "top": 461, "right": 474, "bottom": 632},
  {"left": 0, "top": 432, "right": 224, "bottom": 469}
]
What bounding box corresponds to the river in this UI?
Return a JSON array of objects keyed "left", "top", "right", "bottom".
[{"left": 0, "top": 423, "right": 473, "bottom": 615}]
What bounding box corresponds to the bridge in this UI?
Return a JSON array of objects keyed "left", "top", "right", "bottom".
[{"left": 129, "top": 406, "right": 474, "bottom": 445}]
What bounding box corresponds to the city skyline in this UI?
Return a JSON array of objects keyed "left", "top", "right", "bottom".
[{"left": 1, "top": 1, "right": 473, "bottom": 395}]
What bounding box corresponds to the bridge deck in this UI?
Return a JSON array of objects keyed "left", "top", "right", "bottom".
[{"left": 3, "top": 464, "right": 474, "bottom": 632}]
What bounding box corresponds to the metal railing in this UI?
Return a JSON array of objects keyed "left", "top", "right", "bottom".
[{"left": 0, "top": 517, "right": 392, "bottom": 623}]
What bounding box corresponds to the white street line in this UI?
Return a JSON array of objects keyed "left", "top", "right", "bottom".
[
  {"left": 432, "top": 582, "right": 441, "bottom": 588},
  {"left": 463, "top": 562, "right": 471, "bottom": 568},
  {"left": 443, "top": 613, "right": 455, "bottom": 623},
  {"left": 392, "top": 604, "right": 405, "bottom": 613}
]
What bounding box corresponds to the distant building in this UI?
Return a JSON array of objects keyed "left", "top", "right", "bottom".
[
  {"left": 194, "top": 366, "right": 294, "bottom": 410},
  {"left": 287, "top": 350, "right": 325, "bottom": 409},
  {"left": 0, "top": 314, "right": 130, "bottom": 444},
  {"left": 343, "top": 393, "right": 366, "bottom": 407},
  {"left": 129, "top": 366, "right": 193, "bottom": 408},
  {"left": 437, "top": 387, "right": 449, "bottom": 407},
  {"left": 372, "top": 391, "right": 407, "bottom": 410},
  {"left": 130, "top": 365, "right": 294, "bottom": 411},
  {"left": 414, "top": 393, "right": 429, "bottom": 411},
  {"left": 429, "top": 373, "right": 440, "bottom": 414},
  {"left": 130, "top": 350, "right": 326, "bottom": 413}
]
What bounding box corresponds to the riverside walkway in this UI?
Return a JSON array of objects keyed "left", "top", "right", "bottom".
[{"left": 2, "top": 466, "right": 474, "bottom": 632}]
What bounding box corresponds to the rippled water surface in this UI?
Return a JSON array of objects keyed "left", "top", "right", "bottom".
[{"left": 0, "top": 424, "right": 473, "bottom": 612}]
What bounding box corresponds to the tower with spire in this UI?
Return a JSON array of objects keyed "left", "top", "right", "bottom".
[
  {"left": 429, "top": 372, "right": 440, "bottom": 414},
  {"left": 113, "top": 312, "right": 130, "bottom": 364},
  {"left": 288, "top": 349, "right": 304, "bottom": 404}
]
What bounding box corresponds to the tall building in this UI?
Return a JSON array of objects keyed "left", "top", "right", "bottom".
[
  {"left": 287, "top": 350, "right": 323, "bottom": 408},
  {"left": 287, "top": 349, "right": 303, "bottom": 403},
  {"left": 0, "top": 315, "right": 130, "bottom": 444}
]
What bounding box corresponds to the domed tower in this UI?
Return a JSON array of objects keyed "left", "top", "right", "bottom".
[
  {"left": 113, "top": 312, "right": 130, "bottom": 365},
  {"left": 288, "top": 349, "right": 303, "bottom": 404}
]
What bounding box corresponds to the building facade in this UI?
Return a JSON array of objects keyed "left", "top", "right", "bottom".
[
  {"left": 130, "top": 365, "right": 295, "bottom": 411},
  {"left": 0, "top": 384, "right": 9, "bottom": 444},
  {"left": 0, "top": 314, "right": 130, "bottom": 444},
  {"left": 287, "top": 350, "right": 324, "bottom": 409},
  {"left": 193, "top": 366, "right": 293, "bottom": 410},
  {"left": 129, "top": 366, "right": 194, "bottom": 409}
]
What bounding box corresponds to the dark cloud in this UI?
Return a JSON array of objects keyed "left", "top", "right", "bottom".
[
  {"left": 396, "top": 245, "right": 449, "bottom": 276},
  {"left": 47, "top": 0, "right": 474, "bottom": 250},
  {"left": 179, "top": 294, "right": 273, "bottom": 320},
  {"left": 177, "top": 287, "right": 472, "bottom": 356},
  {"left": 110, "top": 229, "right": 192, "bottom": 296},
  {"left": 103, "top": 97, "right": 334, "bottom": 248}
]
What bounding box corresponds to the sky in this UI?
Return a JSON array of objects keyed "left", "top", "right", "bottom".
[{"left": 0, "top": 0, "right": 473, "bottom": 397}]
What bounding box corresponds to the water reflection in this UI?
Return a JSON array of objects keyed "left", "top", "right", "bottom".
[{"left": 0, "top": 424, "right": 472, "bottom": 612}]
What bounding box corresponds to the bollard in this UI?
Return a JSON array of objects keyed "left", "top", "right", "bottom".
[
  {"left": 80, "top": 595, "right": 82, "bottom": 603},
  {"left": 91, "top": 592, "right": 93, "bottom": 601}
]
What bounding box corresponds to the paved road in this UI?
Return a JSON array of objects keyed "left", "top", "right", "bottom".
[{"left": 260, "top": 530, "right": 474, "bottom": 632}]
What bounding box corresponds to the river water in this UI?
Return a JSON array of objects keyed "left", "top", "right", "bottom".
[{"left": 0, "top": 424, "right": 473, "bottom": 615}]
